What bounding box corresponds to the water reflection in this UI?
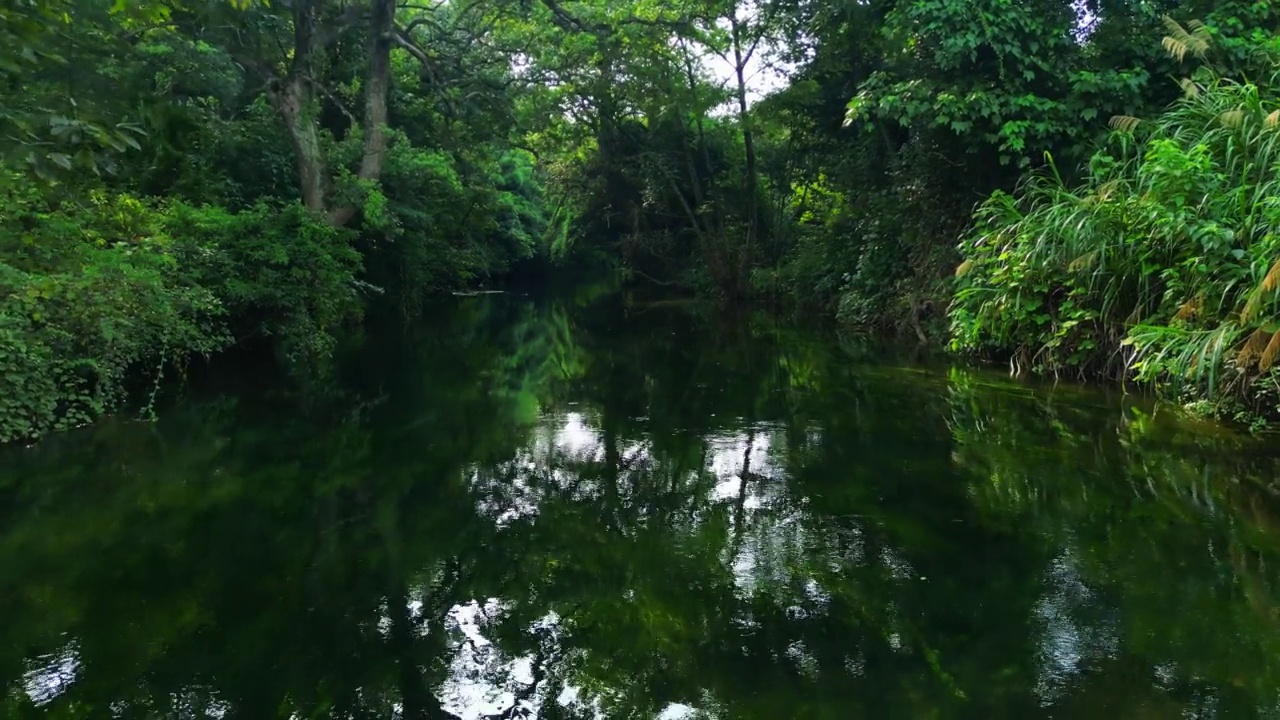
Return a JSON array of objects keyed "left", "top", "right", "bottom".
[
  {"left": 1, "top": 293, "right": 1280, "bottom": 719},
  {"left": 21, "top": 641, "right": 80, "bottom": 708}
]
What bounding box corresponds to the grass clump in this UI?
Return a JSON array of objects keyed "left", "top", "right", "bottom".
[{"left": 951, "top": 23, "right": 1280, "bottom": 420}]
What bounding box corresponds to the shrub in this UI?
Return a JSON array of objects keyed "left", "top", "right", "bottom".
[
  {"left": 0, "top": 175, "right": 227, "bottom": 442},
  {"left": 951, "top": 57, "right": 1280, "bottom": 416},
  {"left": 164, "top": 201, "right": 365, "bottom": 363},
  {"left": 0, "top": 170, "right": 366, "bottom": 442}
]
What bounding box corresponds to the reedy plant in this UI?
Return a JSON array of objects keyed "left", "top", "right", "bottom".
[{"left": 951, "top": 19, "right": 1280, "bottom": 418}]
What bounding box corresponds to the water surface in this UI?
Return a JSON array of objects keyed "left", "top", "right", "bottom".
[{"left": 3, "top": 292, "right": 1280, "bottom": 719}]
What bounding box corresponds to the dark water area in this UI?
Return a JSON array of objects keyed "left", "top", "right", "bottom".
[{"left": 3, "top": 290, "right": 1280, "bottom": 719}]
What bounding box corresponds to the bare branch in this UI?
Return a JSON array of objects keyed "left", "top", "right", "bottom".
[{"left": 742, "top": 0, "right": 784, "bottom": 66}]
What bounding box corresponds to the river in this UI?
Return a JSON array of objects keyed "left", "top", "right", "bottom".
[{"left": 2, "top": 290, "right": 1279, "bottom": 719}]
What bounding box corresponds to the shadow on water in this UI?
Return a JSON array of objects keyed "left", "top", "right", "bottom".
[{"left": 2, "top": 290, "right": 1280, "bottom": 719}]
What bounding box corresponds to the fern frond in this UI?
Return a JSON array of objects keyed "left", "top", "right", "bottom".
[
  {"left": 1162, "top": 36, "right": 1190, "bottom": 62},
  {"left": 1160, "top": 16, "right": 1183, "bottom": 36},
  {"left": 1125, "top": 305, "right": 1145, "bottom": 325},
  {"left": 1068, "top": 251, "right": 1098, "bottom": 272},
  {"left": 1242, "top": 291, "right": 1265, "bottom": 324},
  {"left": 1187, "top": 19, "right": 1211, "bottom": 43}
]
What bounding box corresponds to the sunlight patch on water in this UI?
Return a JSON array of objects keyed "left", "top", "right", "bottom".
[
  {"left": 845, "top": 651, "right": 867, "bottom": 677},
  {"left": 729, "top": 543, "right": 759, "bottom": 596},
  {"left": 22, "top": 641, "right": 79, "bottom": 707},
  {"left": 712, "top": 475, "right": 764, "bottom": 508},
  {"left": 709, "top": 428, "right": 775, "bottom": 572},
  {"left": 107, "top": 689, "right": 230, "bottom": 719},
  {"left": 473, "top": 412, "right": 658, "bottom": 528},
  {"left": 707, "top": 429, "right": 778, "bottom": 485},
  {"left": 657, "top": 695, "right": 726, "bottom": 720},
  {"left": 1032, "top": 548, "right": 1119, "bottom": 707},
  {"left": 472, "top": 463, "right": 542, "bottom": 527},
  {"left": 542, "top": 410, "right": 647, "bottom": 467},
  {"left": 553, "top": 412, "right": 602, "bottom": 461},
  {"left": 879, "top": 546, "right": 917, "bottom": 581},
  {"left": 707, "top": 427, "right": 842, "bottom": 615},
  {"left": 440, "top": 599, "right": 531, "bottom": 719},
  {"left": 658, "top": 702, "right": 698, "bottom": 719},
  {"left": 375, "top": 595, "right": 428, "bottom": 639},
  {"left": 437, "top": 600, "right": 605, "bottom": 719},
  {"left": 786, "top": 640, "right": 820, "bottom": 678}
]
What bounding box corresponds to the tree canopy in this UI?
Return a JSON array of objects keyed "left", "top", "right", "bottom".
[{"left": 3, "top": 0, "right": 1280, "bottom": 438}]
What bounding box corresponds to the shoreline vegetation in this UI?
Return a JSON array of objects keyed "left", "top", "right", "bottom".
[{"left": 3, "top": 0, "right": 1280, "bottom": 442}]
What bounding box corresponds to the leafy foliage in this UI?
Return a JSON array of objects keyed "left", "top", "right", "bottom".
[
  {"left": 951, "top": 33, "right": 1280, "bottom": 417},
  {"left": 163, "top": 201, "right": 365, "bottom": 362},
  {"left": 0, "top": 174, "right": 227, "bottom": 442},
  {"left": 0, "top": 0, "right": 562, "bottom": 439},
  {"left": 4, "top": 0, "right": 1280, "bottom": 440}
]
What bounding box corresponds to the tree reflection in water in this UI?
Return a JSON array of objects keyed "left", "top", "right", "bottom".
[{"left": 1, "top": 292, "right": 1279, "bottom": 719}]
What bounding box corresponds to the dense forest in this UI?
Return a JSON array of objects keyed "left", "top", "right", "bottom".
[{"left": 3, "top": 0, "right": 1280, "bottom": 441}]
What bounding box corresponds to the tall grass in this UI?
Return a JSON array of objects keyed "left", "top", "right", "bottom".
[{"left": 951, "top": 25, "right": 1280, "bottom": 417}]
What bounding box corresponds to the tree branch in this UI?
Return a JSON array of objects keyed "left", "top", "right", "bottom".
[
  {"left": 393, "top": 29, "right": 460, "bottom": 116},
  {"left": 315, "top": 2, "right": 369, "bottom": 48},
  {"left": 402, "top": 14, "right": 441, "bottom": 35},
  {"left": 309, "top": 76, "right": 358, "bottom": 126}
]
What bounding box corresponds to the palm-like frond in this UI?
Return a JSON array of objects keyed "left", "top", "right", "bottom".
[
  {"left": 1161, "top": 16, "right": 1211, "bottom": 62},
  {"left": 951, "top": 21, "right": 1280, "bottom": 398},
  {"left": 1109, "top": 115, "right": 1142, "bottom": 132},
  {"left": 1259, "top": 330, "right": 1280, "bottom": 372}
]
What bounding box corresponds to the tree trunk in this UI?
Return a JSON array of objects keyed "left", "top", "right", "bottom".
[
  {"left": 679, "top": 42, "right": 711, "bottom": 214},
  {"left": 732, "top": 426, "right": 756, "bottom": 552},
  {"left": 730, "top": 11, "right": 759, "bottom": 298},
  {"left": 603, "top": 406, "right": 620, "bottom": 531},
  {"left": 328, "top": 0, "right": 396, "bottom": 226},
  {"left": 266, "top": 0, "right": 396, "bottom": 226},
  {"left": 362, "top": 0, "right": 394, "bottom": 181},
  {"left": 267, "top": 0, "right": 327, "bottom": 213},
  {"left": 273, "top": 75, "right": 329, "bottom": 213}
]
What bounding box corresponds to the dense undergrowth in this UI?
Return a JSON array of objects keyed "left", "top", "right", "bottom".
[
  {"left": 6, "top": 0, "right": 1280, "bottom": 441},
  {"left": 0, "top": 0, "right": 557, "bottom": 442},
  {"left": 0, "top": 174, "right": 367, "bottom": 441},
  {"left": 952, "top": 25, "right": 1280, "bottom": 424}
]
